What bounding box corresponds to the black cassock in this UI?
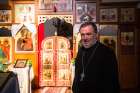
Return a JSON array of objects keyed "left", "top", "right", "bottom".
[{"left": 72, "top": 41, "right": 120, "bottom": 93}]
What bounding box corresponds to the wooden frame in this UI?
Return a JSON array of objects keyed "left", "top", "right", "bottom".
[
  {"left": 14, "top": 59, "right": 27, "bottom": 68},
  {"left": 120, "top": 8, "right": 135, "bottom": 22},
  {"left": 120, "top": 24, "right": 135, "bottom": 55},
  {"left": 99, "top": 25, "right": 118, "bottom": 35},
  {"left": 0, "top": 10, "right": 12, "bottom": 23},
  {"left": 75, "top": 1, "right": 96, "bottom": 23},
  {"left": 100, "top": 8, "right": 118, "bottom": 22},
  {"left": 121, "top": 32, "right": 134, "bottom": 46},
  {"left": 120, "top": 31, "right": 135, "bottom": 55},
  {"left": 99, "top": 25, "right": 118, "bottom": 54},
  {"left": 14, "top": 4, "right": 35, "bottom": 23},
  {"left": 39, "top": 0, "right": 72, "bottom": 12}
]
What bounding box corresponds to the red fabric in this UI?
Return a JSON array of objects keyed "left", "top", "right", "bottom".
[
  {"left": 38, "top": 23, "right": 44, "bottom": 50},
  {"left": 38, "top": 23, "right": 44, "bottom": 86}
]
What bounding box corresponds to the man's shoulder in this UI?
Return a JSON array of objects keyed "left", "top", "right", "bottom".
[{"left": 98, "top": 42, "right": 114, "bottom": 53}]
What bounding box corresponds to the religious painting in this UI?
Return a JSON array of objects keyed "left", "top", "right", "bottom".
[
  {"left": 14, "top": 59, "right": 27, "bottom": 68},
  {"left": 100, "top": 8, "right": 118, "bottom": 22},
  {"left": 121, "top": 32, "right": 134, "bottom": 46},
  {"left": 120, "top": 31, "right": 134, "bottom": 55},
  {"left": 120, "top": 25, "right": 135, "bottom": 55},
  {"left": 99, "top": 25, "right": 118, "bottom": 36},
  {"left": 43, "top": 69, "right": 53, "bottom": 80},
  {"left": 42, "top": 52, "right": 53, "bottom": 64},
  {"left": 57, "top": 38, "right": 70, "bottom": 50},
  {"left": 42, "top": 38, "right": 53, "bottom": 51},
  {"left": 120, "top": 8, "right": 135, "bottom": 22},
  {"left": 56, "top": 51, "right": 71, "bottom": 86},
  {"left": 15, "top": 4, "right": 35, "bottom": 23},
  {"left": 75, "top": 1, "right": 96, "bottom": 23},
  {"left": 0, "top": 37, "right": 13, "bottom": 64},
  {"left": 99, "top": 25, "right": 118, "bottom": 54},
  {"left": 58, "top": 52, "right": 69, "bottom": 64},
  {"left": 42, "top": 52, "right": 53, "bottom": 80},
  {"left": 0, "top": 10, "right": 12, "bottom": 23},
  {"left": 100, "top": 36, "right": 117, "bottom": 54},
  {"left": 15, "top": 26, "right": 35, "bottom": 52},
  {"left": 58, "top": 69, "right": 70, "bottom": 80},
  {"left": 39, "top": 0, "right": 72, "bottom": 12}
]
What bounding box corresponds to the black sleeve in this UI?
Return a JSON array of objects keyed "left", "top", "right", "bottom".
[{"left": 103, "top": 48, "right": 120, "bottom": 93}]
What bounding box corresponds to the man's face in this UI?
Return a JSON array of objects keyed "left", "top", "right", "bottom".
[{"left": 80, "top": 25, "right": 97, "bottom": 48}]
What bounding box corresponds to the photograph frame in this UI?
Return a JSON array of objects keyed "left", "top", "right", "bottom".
[
  {"left": 120, "top": 31, "right": 135, "bottom": 55},
  {"left": 100, "top": 8, "right": 118, "bottom": 22},
  {"left": 14, "top": 4, "right": 35, "bottom": 23},
  {"left": 39, "top": 0, "right": 72, "bottom": 12},
  {"left": 0, "top": 10, "right": 12, "bottom": 23},
  {"left": 75, "top": 1, "right": 96, "bottom": 23},
  {"left": 120, "top": 25, "right": 135, "bottom": 55},
  {"left": 14, "top": 59, "right": 28, "bottom": 68},
  {"left": 120, "top": 8, "right": 135, "bottom": 23},
  {"left": 0, "top": 37, "right": 13, "bottom": 64},
  {"left": 15, "top": 28, "right": 34, "bottom": 52},
  {"left": 120, "top": 31, "right": 134, "bottom": 46},
  {"left": 99, "top": 25, "right": 118, "bottom": 36},
  {"left": 14, "top": 25, "right": 36, "bottom": 53},
  {"left": 99, "top": 25, "right": 118, "bottom": 55}
]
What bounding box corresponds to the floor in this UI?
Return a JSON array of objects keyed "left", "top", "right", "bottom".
[
  {"left": 32, "top": 87, "right": 140, "bottom": 93},
  {"left": 32, "top": 87, "right": 72, "bottom": 93}
]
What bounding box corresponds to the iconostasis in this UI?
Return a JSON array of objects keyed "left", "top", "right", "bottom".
[
  {"left": 0, "top": 0, "right": 74, "bottom": 87},
  {"left": 39, "top": 36, "right": 71, "bottom": 86}
]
